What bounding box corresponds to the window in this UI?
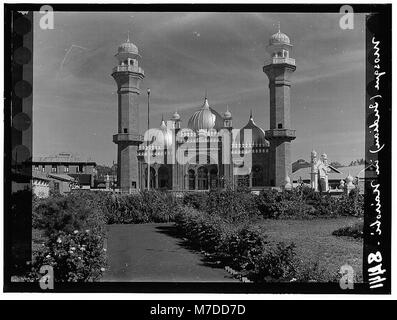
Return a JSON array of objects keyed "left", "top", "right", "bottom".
[
  {"left": 79, "top": 165, "right": 84, "bottom": 173},
  {"left": 53, "top": 182, "right": 60, "bottom": 193},
  {"left": 124, "top": 128, "right": 128, "bottom": 133},
  {"left": 278, "top": 123, "right": 283, "bottom": 129},
  {"left": 64, "top": 165, "right": 69, "bottom": 173},
  {"left": 42, "top": 166, "right": 45, "bottom": 172},
  {"left": 51, "top": 165, "right": 57, "bottom": 173},
  {"left": 34, "top": 165, "right": 39, "bottom": 171}
]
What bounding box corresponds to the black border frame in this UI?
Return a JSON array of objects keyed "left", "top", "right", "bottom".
[{"left": 3, "top": 3, "right": 392, "bottom": 294}]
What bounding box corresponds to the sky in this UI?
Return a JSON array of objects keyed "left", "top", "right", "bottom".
[{"left": 33, "top": 11, "right": 366, "bottom": 166}]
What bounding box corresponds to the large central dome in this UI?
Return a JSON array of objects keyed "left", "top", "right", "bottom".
[{"left": 187, "top": 98, "right": 223, "bottom": 131}]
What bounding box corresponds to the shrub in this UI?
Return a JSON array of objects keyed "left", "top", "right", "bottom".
[
  {"left": 102, "top": 191, "right": 180, "bottom": 224},
  {"left": 33, "top": 192, "right": 106, "bottom": 237},
  {"left": 205, "top": 188, "right": 260, "bottom": 222},
  {"left": 29, "top": 229, "right": 107, "bottom": 282},
  {"left": 249, "top": 242, "right": 297, "bottom": 282},
  {"left": 175, "top": 205, "right": 297, "bottom": 282},
  {"left": 175, "top": 206, "right": 225, "bottom": 253},
  {"left": 332, "top": 220, "right": 363, "bottom": 239},
  {"left": 218, "top": 224, "right": 268, "bottom": 270},
  {"left": 182, "top": 192, "right": 208, "bottom": 211},
  {"left": 256, "top": 189, "right": 315, "bottom": 219},
  {"left": 336, "top": 190, "right": 364, "bottom": 217},
  {"left": 291, "top": 257, "right": 339, "bottom": 283}
]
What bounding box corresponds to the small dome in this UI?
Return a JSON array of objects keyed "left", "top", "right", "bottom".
[
  {"left": 172, "top": 110, "right": 180, "bottom": 121},
  {"left": 269, "top": 30, "right": 290, "bottom": 45},
  {"left": 239, "top": 114, "right": 269, "bottom": 146},
  {"left": 187, "top": 98, "right": 223, "bottom": 131},
  {"left": 223, "top": 106, "right": 232, "bottom": 119}
]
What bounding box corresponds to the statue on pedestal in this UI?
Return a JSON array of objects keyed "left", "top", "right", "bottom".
[
  {"left": 310, "top": 150, "right": 331, "bottom": 193},
  {"left": 345, "top": 174, "right": 356, "bottom": 194}
]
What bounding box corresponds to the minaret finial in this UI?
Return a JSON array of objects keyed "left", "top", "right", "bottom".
[
  {"left": 250, "top": 109, "right": 253, "bottom": 119},
  {"left": 277, "top": 21, "right": 281, "bottom": 33},
  {"left": 127, "top": 30, "right": 130, "bottom": 42},
  {"left": 205, "top": 88, "right": 207, "bottom": 100}
]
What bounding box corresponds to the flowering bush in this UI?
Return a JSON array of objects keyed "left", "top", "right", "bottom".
[{"left": 31, "top": 229, "right": 107, "bottom": 282}]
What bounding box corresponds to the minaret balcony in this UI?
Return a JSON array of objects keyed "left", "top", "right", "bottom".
[
  {"left": 113, "top": 133, "right": 144, "bottom": 144},
  {"left": 265, "top": 129, "right": 296, "bottom": 141},
  {"left": 264, "top": 57, "right": 296, "bottom": 67},
  {"left": 112, "top": 65, "right": 145, "bottom": 75}
]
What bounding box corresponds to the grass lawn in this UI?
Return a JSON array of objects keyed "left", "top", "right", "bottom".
[{"left": 256, "top": 217, "right": 363, "bottom": 281}]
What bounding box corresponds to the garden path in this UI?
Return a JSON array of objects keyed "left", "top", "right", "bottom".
[{"left": 103, "top": 223, "right": 238, "bottom": 282}]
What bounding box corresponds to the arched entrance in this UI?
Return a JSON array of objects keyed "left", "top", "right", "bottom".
[
  {"left": 145, "top": 167, "right": 156, "bottom": 189},
  {"left": 252, "top": 165, "right": 264, "bottom": 187},
  {"left": 197, "top": 166, "right": 208, "bottom": 190},
  {"left": 158, "top": 165, "right": 171, "bottom": 190},
  {"left": 188, "top": 169, "right": 195, "bottom": 190},
  {"left": 209, "top": 167, "right": 218, "bottom": 189}
]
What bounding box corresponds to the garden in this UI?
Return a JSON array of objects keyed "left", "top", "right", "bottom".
[{"left": 26, "top": 186, "right": 364, "bottom": 283}]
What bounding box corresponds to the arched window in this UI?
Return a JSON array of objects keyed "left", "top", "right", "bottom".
[
  {"left": 198, "top": 166, "right": 209, "bottom": 190},
  {"left": 252, "top": 165, "right": 264, "bottom": 187},
  {"left": 188, "top": 169, "right": 195, "bottom": 190}
]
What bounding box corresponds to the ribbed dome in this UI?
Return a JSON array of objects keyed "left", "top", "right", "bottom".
[
  {"left": 116, "top": 38, "right": 141, "bottom": 63},
  {"left": 269, "top": 30, "right": 290, "bottom": 45},
  {"left": 239, "top": 114, "right": 269, "bottom": 146},
  {"left": 118, "top": 40, "right": 139, "bottom": 55},
  {"left": 187, "top": 98, "right": 223, "bottom": 131}
]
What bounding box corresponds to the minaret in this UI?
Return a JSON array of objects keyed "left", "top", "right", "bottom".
[
  {"left": 112, "top": 35, "right": 144, "bottom": 192},
  {"left": 263, "top": 25, "right": 296, "bottom": 187},
  {"left": 223, "top": 105, "right": 233, "bottom": 129}
]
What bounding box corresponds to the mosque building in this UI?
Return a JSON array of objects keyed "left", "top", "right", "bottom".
[{"left": 111, "top": 27, "right": 296, "bottom": 192}]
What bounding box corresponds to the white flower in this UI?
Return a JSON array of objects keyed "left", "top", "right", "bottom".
[
  {"left": 46, "top": 255, "right": 51, "bottom": 259},
  {"left": 103, "top": 248, "right": 107, "bottom": 252},
  {"left": 70, "top": 247, "right": 76, "bottom": 251},
  {"left": 73, "top": 230, "right": 79, "bottom": 234},
  {"left": 100, "top": 267, "right": 106, "bottom": 272},
  {"left": 69, "top": 251, "right": 74, "bottom": 254},
  {"left": 57, "top": 238, "right": 62, "bottom": 243},
  {"left": 85, "top": 229, "right": 90, "bottom": 233}
]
